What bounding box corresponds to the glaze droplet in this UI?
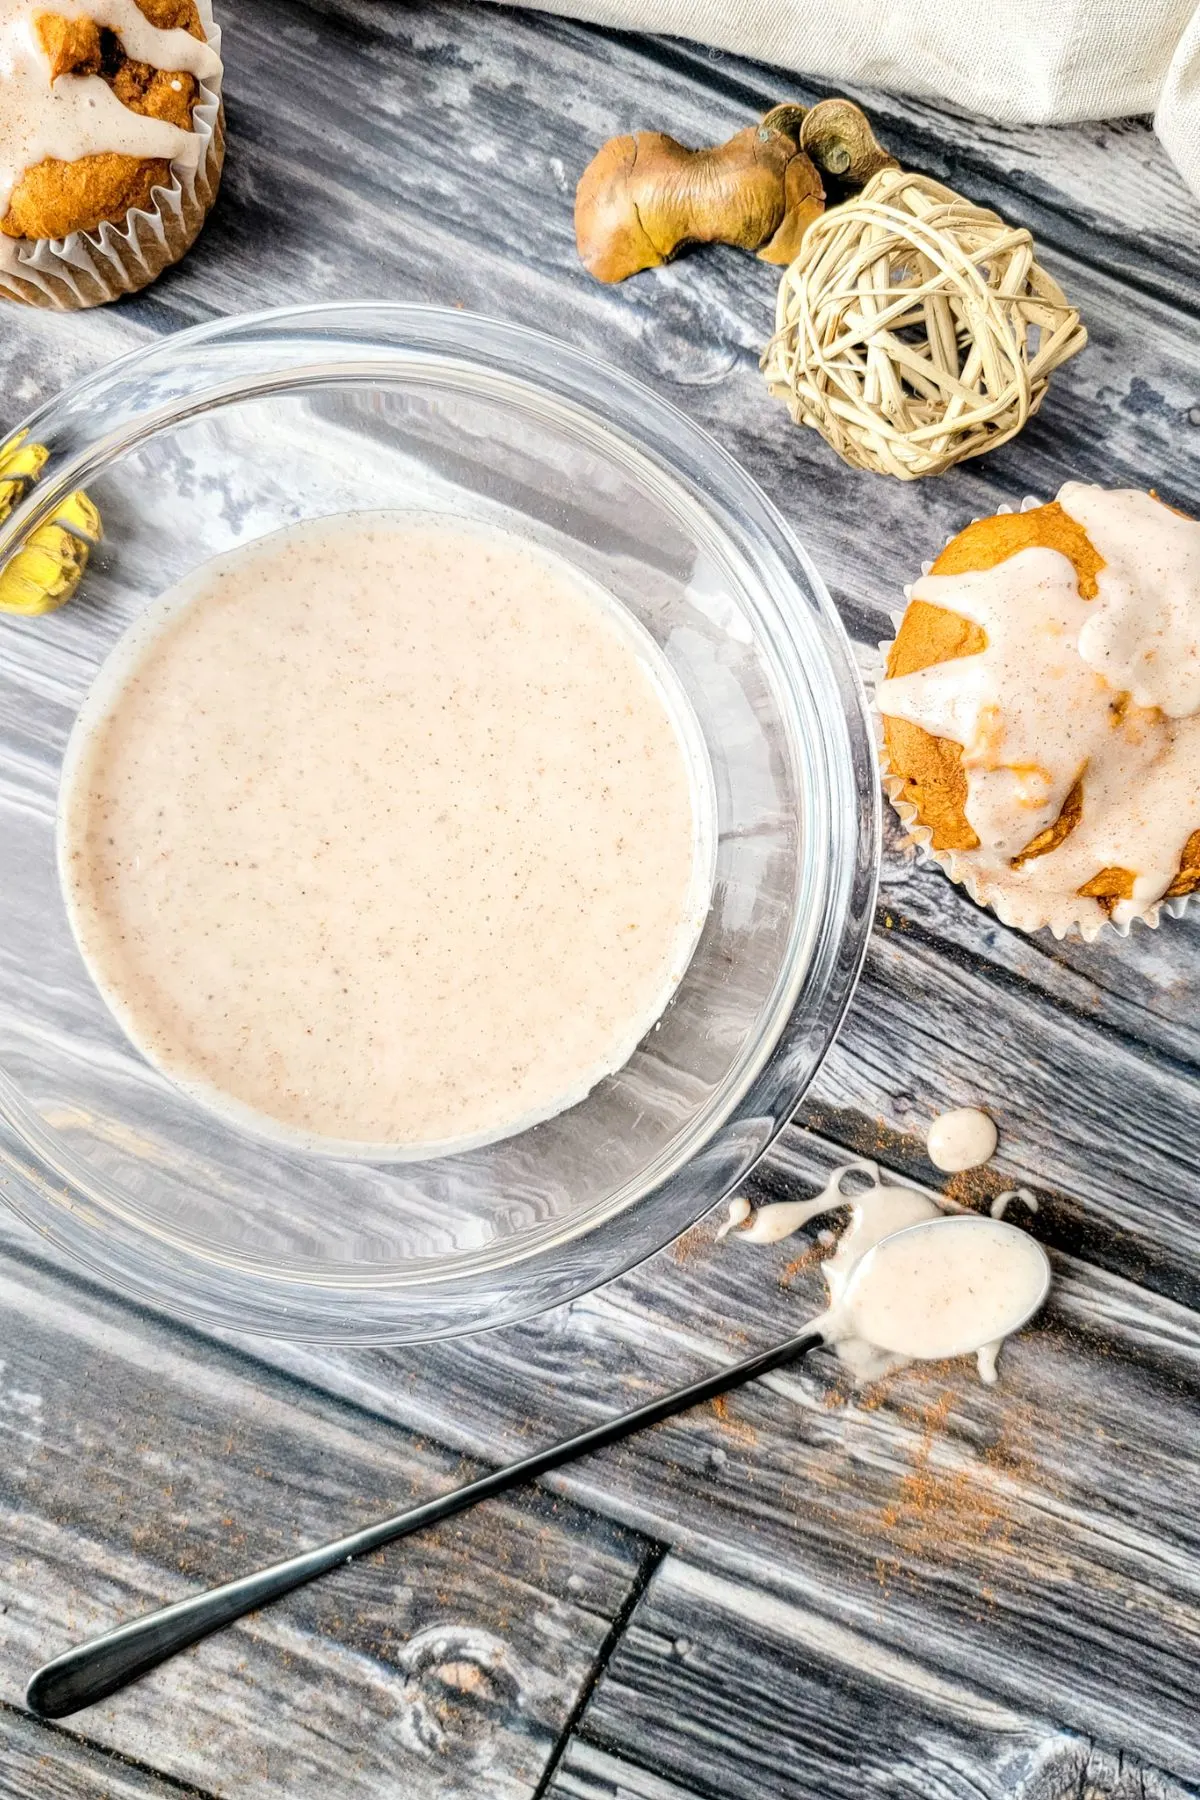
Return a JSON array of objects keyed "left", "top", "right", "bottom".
[{"left": 927, "top": 1106, "right": 997, "bottom": 1172}]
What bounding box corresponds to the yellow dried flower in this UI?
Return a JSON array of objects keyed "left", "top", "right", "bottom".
[
  {"left": 0, "top": 431, "right": 50, "bottom": 525},
  {"left": 0, "top": 522, "right": 93, "bottom": 616},
  {"left": 50, "top": 488, "right": 102, "bottom": 543},
  {"left": 0, "top": 430, "right": 102, "bottom": 616}
]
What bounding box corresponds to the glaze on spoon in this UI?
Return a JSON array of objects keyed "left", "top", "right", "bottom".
[{"left": 724, "top": 1158, "right": 1046, "bottom": 1383}]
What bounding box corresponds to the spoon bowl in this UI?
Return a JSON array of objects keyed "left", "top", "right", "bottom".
[{"left": 838, "top": 1214, "right": 1053, "bottom": 1361}]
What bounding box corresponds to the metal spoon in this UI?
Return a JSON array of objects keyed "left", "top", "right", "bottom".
[{"left": 25, "top": 1216, "right": 1050, "bottom": 1719}]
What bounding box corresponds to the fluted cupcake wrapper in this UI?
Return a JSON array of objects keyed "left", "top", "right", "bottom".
[
  {"left": 872, "top": 496, "right": 1194, "bottom": 944},
  {"left": 0, "top": 0, "right": 223, "bottom": 310}
]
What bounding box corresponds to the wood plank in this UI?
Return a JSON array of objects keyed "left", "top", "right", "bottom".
[
  {"left": 543, "top": 1554, "right": 1200, "bottom": 1800},
  {"left": 799, "top": 919, "right": 1200, "bottom": 1305},
  {"left": 70, "top": 1126, "right": 1193, "bottom": 1784},
  {"left": 3, "top": 5, "right": 1197, "bottom": 1076},
  {"left": 4, "top": 1135, "right": 1196, "bottom": 1789},
  {"left": 0, "top": 1706, "right": 212, "bottom": 1800},
  {"left": 874, "top": 809, "right": 1200, "bottom": 1073},
  {"left": 2, "top": 5, "right": 1199, "bottom": 1284},
  {"left": 0, "top": 5, "right": 1199, "bottom": 1798},
  {"left": 4, "top": 6, "right": 1197, "bottom": 698},
  {"left": 0, "top": 1237, "right": 652, "bottom": 1800}
]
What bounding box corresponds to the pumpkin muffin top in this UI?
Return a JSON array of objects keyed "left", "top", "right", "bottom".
[
  {"left": 877, "top": 485, "right": 1200, "bottom": 935},
  {"left": 1, "top": 0, "right": 220, "bottom": 241}
]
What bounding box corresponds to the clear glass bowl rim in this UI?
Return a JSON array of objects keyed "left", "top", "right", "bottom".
[{"left": 0, "top": 301, "right": 880, "bottom": 1343}]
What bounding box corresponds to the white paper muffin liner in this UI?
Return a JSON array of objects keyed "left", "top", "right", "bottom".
[
  {"left": 873, "top": 495, "right": 1195, "bottom": 944},
  {"left": 0, "top": 0, "right": 223, "bottom": 310}
]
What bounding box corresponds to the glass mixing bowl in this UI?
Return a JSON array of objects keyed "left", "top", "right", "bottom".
[{"left": 0, "top": 303, "right": 878, "bottom": 1343}]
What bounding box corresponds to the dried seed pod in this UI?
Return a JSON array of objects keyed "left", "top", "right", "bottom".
[
  {"left": 575, "top": 106, "right": 824, "bottom": 283},
  {"left": 757, "top": 112, "right": 826, "bottom": 265},
  {"left": 800, "top": 98, "right": 896, "bottom": 185}
]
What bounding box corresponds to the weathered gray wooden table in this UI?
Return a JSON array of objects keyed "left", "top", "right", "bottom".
[{"left": 2, "top": 4, "right": 1199, "bottom": 1796}]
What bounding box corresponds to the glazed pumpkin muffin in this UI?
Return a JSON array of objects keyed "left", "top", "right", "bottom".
[
  {"left": 0, "top": 0, "right": 223, "bottom": 307},
  {"left": 876, "top": 484, "right": 1200, "bottom": 938}
]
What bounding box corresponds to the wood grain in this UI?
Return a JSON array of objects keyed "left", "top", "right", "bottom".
[
  {"left": 543, "top": 1555, "right": 1200, "bottom": 1800},
  {"left": 803, "top": 917, "right": 1200, "bottom": 1304},
  {"left": 178, "top": 1126, "right": 1200, "bottom": 1781},
  {"left": 0, "top": 1230, "right": 651, "bottom": 1798},
  {"left": 0, "top": 1705, "right": 213, "bottom": 1800},
  {"left": 1, "top": 2, "right": 1200, "bottom": 1796}
]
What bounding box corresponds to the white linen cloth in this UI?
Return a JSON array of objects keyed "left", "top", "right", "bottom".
[{"left": 506, "top": 0, "right": 1200, "bottom": 201}]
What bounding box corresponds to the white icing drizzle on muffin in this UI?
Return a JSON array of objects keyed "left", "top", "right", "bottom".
[
  {"left": 877, "top": 485, "right": 1200, "bottom": 931},
  {"left": 1067, "top": 484, "right": 1200, "bottom": 716},
  {"left": 0, "top": 0, "right": 221, "bottom": 224}
]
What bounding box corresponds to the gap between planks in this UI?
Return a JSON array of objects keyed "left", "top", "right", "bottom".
[
  {"left": 0, "top": 1697, "right": 223, "bottom": 1800},
  {"left": 530, "top": 1540, "right": 670, "bottom": 1800}
]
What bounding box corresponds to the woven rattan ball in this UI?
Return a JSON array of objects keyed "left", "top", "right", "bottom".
[{"left": 761, "top": 168, "right": 1086, "bottom": 480}]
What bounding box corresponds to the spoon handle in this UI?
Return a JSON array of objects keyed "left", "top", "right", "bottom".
[{"left": 26, "top": 1324, "right": 822, "bottom": 1719}]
